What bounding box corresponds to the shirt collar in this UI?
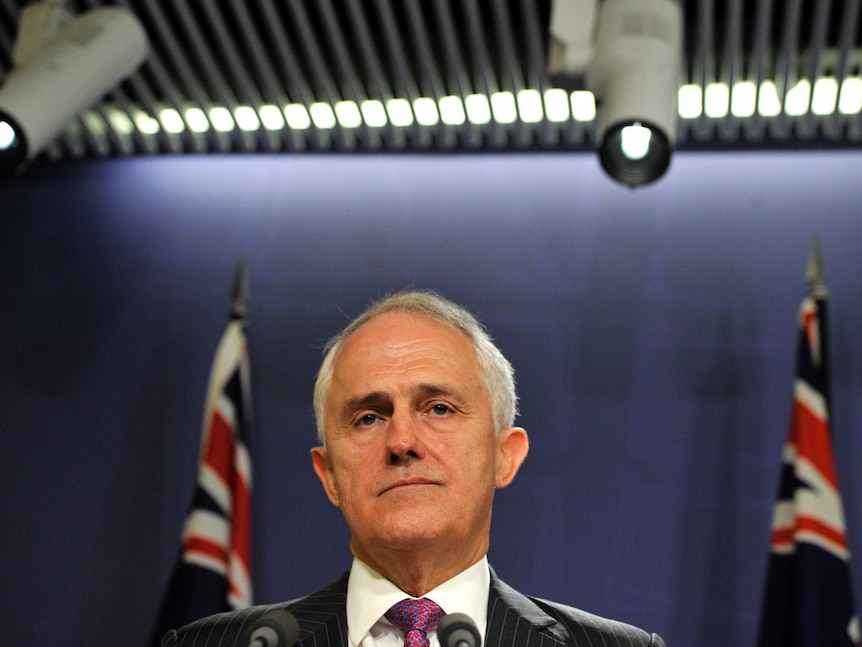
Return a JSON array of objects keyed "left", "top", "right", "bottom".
[{"left": 346, "top": 556, "right": 490, "bottom": 647}]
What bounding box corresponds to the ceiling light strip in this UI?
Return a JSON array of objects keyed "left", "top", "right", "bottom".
[
  {"left": 317, "top": 0, "right": 381, "bottom": 150},
  {"left": 285, "top": 0, "right": 355, "bottom": 151},
  {"left": 343, "top": 0, "right": 406, "bottom": 150},
  {"left": 228, "top": 0, "right": 299, "bottom": 151},
  {"left": 770, "top": 0, "right": 804, "bottom": 140},
  {"left": 824, "top": 0, "right": 861, "bottom": 141},
  {"left": 716, "top": 0, "right": 745, "bottom": 141},
  {"left": 432, "top": 0, "right": 482, "bottom": 148},
  {"left": 134, "top": 0, "right": 211, "bottom": 153},
  {"left": 170, "top": 0, "right": 246, "bottom": 151},
  {"left": 461, "top": 0, "right": 507, "bottom": 149},
  {"left": 96, "top": 76, "right": 862, "bottom": 145},
  {"left": 374, "top": 0, "right": 428, "bottom": 148},
  {"left": 405, "top": 0, "right": 457, "bottom": 149},
  {"left": 796, "top": 0, "right": 832, "bottom": 139},
  {"left": 520, "top": 0, "right": 557, "bottom": 147},
  {"left": 259, "top": 0, "right": 320, "bottom": 151},
  {"left": 198, "top": 2, "right": 272, "bottom": 151},
  {"left": 688, "top": 0, "right": 716, "bottom": 142},
  {"left": 489, "top": 0, "right": 531, "bottom": 148},
  {"left": 741, "top": 0, "right": 773, "bottom": 141}
]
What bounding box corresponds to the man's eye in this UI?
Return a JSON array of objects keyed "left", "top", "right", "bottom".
[
  {"left": 358, "top": 414, "right": 378, "bottom": 426},
  {"left": 430, "top": 404, "right": 451, "bottom": 416}
]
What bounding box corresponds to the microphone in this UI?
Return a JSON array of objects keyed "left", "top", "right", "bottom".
[
  {"left": 245, "top": 608, "right": 301, "bottom": 647},
  {"left": 437, "top": 613, "right": 481, "bottom": 647}
]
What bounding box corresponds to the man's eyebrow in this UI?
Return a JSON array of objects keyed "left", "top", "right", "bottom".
[
  {"left": 416, "top": 384, "right": 474, "bottom": 407},
  {"left": 340, "top": 392, "right": 390, "bottom": 416},
  {"left": 416, "top": 384, "right": 454, "bottom": 398},
  {"left": 335, "top": 393, "right": 391, "bottom": 427},
  {"left": 341, "top": 385, "right": 457, "bottom": 409}
]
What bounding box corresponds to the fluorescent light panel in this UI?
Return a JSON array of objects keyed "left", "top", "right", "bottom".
[
  {"left": 413, "top": 97, "right": 439, "bottom": 126},
  {"left": 235, "top": 106, "right": 261, "bottom": 131},
  {"left": 285, "top": 104, "right": 311, "bottom": 130},
  {"left": 361, "top": 100, "right": 387, "bottom": 127},
  {"left": 704, "top": 83, "right": 730, "bottom": 118},
  {"left": 186, "top": 107, "right": 209, "bottom": 132},
  {"left": 309, "top": 103, "right": 336, "bottom": 129},
  {"left": 439, "top": 96, "right": 465, "bottom": 125},
  {"left": 94, "top": 77, "right": 861, "bottom": 137},
  {"left": 335, "top": 101, "right": 362, "bottom": 128},
  {"left": 544, "top": 88, "right": 570, "bottom": 122},
  {"left": 839, "top": 78, "right": 862, "bottom": 114},
  {"left": 517, "top": 89, "right": 544, "bottom": 123},
  {"left": 465, "top": 94, "right": 492, "bottom": 125},
  {"left": 209, "top": 107, "right": 234, "bottom": 132},
  {"left": 491, "top": 92, "right": 517, "bottom": 124},
  {"left": 259, "top": 105, "right": 285, "bottom": 130}
]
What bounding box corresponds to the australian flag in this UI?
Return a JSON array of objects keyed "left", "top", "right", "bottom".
[
  {"left": 758, "top": 282, "right": 860, "bottom": 647},
  {"left": 150, "top": 279, "right": 253, "bottom": 645}
]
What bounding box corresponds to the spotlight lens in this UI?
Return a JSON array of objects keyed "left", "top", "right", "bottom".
[
  {"left": 599, "top": 119, "right": 671, "bottom": 187},
  {"left": 0, "top": 111, "right": 28, "bottom": 175},
  {"left": 620, "top": 123, "right": 651, "bottom": 160},
  {"left": 0, "top": 121, "right": 15, "bottom": 149}
]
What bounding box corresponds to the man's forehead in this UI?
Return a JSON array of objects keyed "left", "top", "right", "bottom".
[
  {"left": 338, "top": 310, "right": 472, "bottom": 357},
  {"left": 327, "top": 313, "right": 484, "bottom": 396}
]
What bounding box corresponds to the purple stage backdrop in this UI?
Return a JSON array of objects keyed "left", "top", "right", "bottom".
[{"left": 1, "top": 151, "right": 861, "bottom": 647}]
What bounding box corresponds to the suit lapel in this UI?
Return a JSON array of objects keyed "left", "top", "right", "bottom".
[
  {"left": 292, "top": 572, "right": 350, "bottom": 647},
  {"left": 289, "top": 568, "right": 572, "bottom": 647},
  {"left": 486, "top": 571, "right": 568, "bottom": 647}
]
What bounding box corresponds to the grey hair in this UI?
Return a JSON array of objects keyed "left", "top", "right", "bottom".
[{"left": 313, "top": 290, "right": 518, "bottom": 442}]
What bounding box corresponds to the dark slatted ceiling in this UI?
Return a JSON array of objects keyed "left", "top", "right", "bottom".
[{"left": 0, "top": 0, "right": 860, "bottom": 163}]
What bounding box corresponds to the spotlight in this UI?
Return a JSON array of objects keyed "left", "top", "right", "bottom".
[
  {"left": 587, "top": 0, "right": 682, "bottom": 187},
  {"left": 549, "top": 0, "right": 682, "bottom": 187},
  {"left": 0, "top": 3, "right": 148, "bottom": 175}
]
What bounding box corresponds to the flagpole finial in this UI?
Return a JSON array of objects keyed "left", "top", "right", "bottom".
[
  {"left": 230, "top": 260, "right": 249, "bottom": 322},
  {"left": 806, "top": 237, "right": 828, "bottom": 299}
]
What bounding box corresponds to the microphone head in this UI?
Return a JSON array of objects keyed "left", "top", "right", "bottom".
[
  {"left": 245, "top": 608, "right": 301, "bottom": 647},
  {"left": 437, "top": 613, "right": 481, "bottom": 647}
]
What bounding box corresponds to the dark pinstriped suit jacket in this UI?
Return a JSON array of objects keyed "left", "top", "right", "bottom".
[{"left": 161, "top": 568, "right": 665, "bottom": 647}]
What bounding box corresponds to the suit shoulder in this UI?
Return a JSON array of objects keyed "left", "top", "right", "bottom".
[
  {"left": 170, "top": 605, "right": 283, "bottom": 647},
  {"left": 281, "top": 572, "right": 349, "bottom": 614},
  {"left": 529, "top": 597, "right": 666, "bottom": 647},
  {"left": 168, "top": 574, "right": 349, "bottom": 647}
]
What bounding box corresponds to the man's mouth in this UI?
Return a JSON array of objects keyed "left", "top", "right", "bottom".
[{"left": 379, "top": 477, "right": 439, "bottom": 495}]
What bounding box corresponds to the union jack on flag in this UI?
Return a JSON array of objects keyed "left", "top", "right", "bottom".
[
  {"left": 758, "top": 281, "right": 860, "bottom": 647},
  {"left": 150, "top": 304, "right": 253, "bottom": 645}
]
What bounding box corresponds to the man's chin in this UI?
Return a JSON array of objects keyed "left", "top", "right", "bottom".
[{"left": 357, "top": 524, "right": 448, "bottom": 556}]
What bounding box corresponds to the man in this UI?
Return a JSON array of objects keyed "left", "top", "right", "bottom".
[{"left": 162, "top": 290, "right": 665, "bottom": 647}]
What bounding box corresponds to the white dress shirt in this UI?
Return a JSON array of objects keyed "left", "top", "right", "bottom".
[{"left": 346, "top": 556, "right": 490, "bottom": 647}]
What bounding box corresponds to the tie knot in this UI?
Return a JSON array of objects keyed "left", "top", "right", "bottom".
[{"left": 385, "top": 598, "right": 446, "bottom": 647}]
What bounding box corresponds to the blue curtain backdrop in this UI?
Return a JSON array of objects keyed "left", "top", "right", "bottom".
[{"left": 1, "top": 151, "right": 861, "bottom": 647}]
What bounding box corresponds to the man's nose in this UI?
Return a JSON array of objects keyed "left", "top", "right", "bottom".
[{"left": 386, "top": 410, "right": 424, "bottom": 463}]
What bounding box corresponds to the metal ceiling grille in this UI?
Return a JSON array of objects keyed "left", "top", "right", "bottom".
[{"left": 0, "top": 0, "right": 860, "bottom": 163}]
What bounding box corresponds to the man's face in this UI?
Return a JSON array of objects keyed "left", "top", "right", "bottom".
[{"left": 311, "top": 311, "right": 527, "bottom": 570}]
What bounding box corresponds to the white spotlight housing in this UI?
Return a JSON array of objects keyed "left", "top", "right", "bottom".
[
  {"left": 587, "top": 0, "right": 682, "bottom": 187},
  {"left": 0, "top": 5, "right": 149, "bottom": 175}
]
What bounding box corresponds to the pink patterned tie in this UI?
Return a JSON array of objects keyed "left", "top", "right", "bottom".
[{"left": 385, "top": 598, "right": 446, "bottom": 647}]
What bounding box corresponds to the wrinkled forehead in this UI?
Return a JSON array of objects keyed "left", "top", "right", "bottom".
[
  {"left": 335, "top": 310, "right": 476, "bottom": 367},
  {"left": 327, "top": 311, "right": 487, "bottom": 397}
]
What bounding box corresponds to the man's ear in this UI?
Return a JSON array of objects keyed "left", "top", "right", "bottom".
[
  {"left": 494, "top": 427, "right": 529, "bottom": 488},
  {"left": 311, "top": 446, "right": 341, "bottom": 507}
]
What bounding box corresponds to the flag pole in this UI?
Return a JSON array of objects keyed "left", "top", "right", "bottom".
[
  {"left": 230, "top": 260, "right": 249, "bottom": 323},
  {"left": 805, "top": 237, "right": 831, "bottom": 412},
  {"left": 806, "top": 237, "right": 828, "bottom": 299}
]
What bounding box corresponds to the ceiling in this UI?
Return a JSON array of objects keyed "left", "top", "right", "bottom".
[{"left": 0, "top": 0, "right": 860, "bottom": 164}]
